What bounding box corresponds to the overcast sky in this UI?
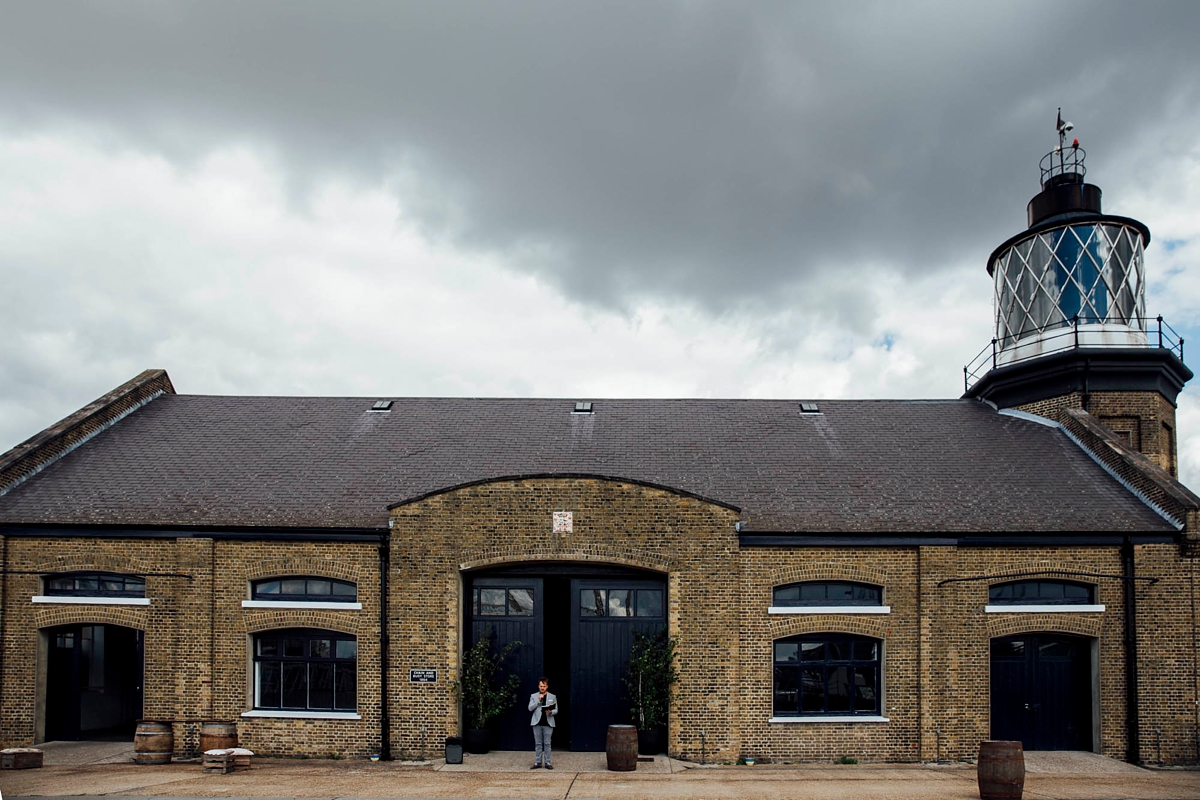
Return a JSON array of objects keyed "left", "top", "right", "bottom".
[{"left": 2, "top": 1, "right": 1199, "bottom": 487}]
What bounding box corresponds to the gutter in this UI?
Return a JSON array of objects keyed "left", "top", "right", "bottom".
[{"left": 379, "top": 530, "right": 391, "bottom": 760}]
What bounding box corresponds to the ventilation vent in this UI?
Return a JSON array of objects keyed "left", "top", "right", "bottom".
[
  {"left": 573, "top": 402, "right": 593, "bottom": 414},
  {"left": 799, "top": 402, "right": 820, "bottom": 414},
  {"left": 370, "top": 400, "right": 394, "bottom": 412}
]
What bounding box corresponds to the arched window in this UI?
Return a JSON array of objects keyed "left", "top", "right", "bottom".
[
  {"left": 988, "top": 579, "right": 1095, "bottom": 606},
  {"left": 253, "top": 628, "right": 357, "bottom": 711},
  {"left": 251, "top": 577, "right": 357, "bottom": 602},
  {"left": 43, "top": 572, "right": 146, "bottom": 598},
  {"left": 773, "top": 634, "right": 881, "bottom": 717},
  {"left": 773, "top": 581, "right": 882, "bottom": 607}
]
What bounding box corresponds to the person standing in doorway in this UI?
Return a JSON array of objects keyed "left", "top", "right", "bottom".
[{"left": 528, "top": 677, "right": 558, "bottom": 769}]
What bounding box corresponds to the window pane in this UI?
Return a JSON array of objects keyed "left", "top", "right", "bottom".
[
  {"left": 773, "top": 585, "right": 800, "bottom": 604},
  {"left": 826, "top": 583, "right": 854, "bottom": 603},
  {"left": 48, "top": 577, "right": 74, "bottom": 591},
  {"left": 852, "top": 584, "right": 880, "bottom": 604},
  {"left": 77, "top": 577, "right": 99, "bottom": 592},
  {"left": 309, "top": 663, "right": 334, "bottom": 709},
  {"left": 101, "top": 578, "right": 124, "bottom": 593},
  {"left": 331, "top": 581, "right": 356, "bottom": 597},
  {"left": 257, "top": 661, "right": 281, "bottom": 708},
  {"left": 1039, "top": 640, "right": 1074, "bottom": 658},
  {"left": 281, "top": 579, "right": 306, "bottom": 595},
  {"left": 281, "top": 663, "right": 307, "bottom": 708},
  {"left": 854, "top": 667, "right": 878, "bottom": 711},
  {"left": 336, "top": 640, "right": 357, "bottom": 660},
  {"left": 1063, "top": 583, "right": 1089, "bottom": 600},
  {"left": 800, "top": 583, "right": 826, "bottom": 602},
  {"left": 608, "top": 589, "right": 633, "bottom": 617},
  {"left": 826, "top": 641, "right": 850, "bottom": 661},
  {"left": 991, "top": 639, "right": 1024, "bottom": 658},
  {"left": 853, "top": 641, "right": 878, "bottom": 661},
  {"left": 472, "top": 588, "right": 480, "bottom": 617},
  {"left": 334, "top": 664, "right": 357, "bottom": 710},
  {"left": 636, "top": 590, "right": 663, "bottom": 618},
  {"left": 508, "top": 588, "right": 534, "bottom": 616},
  {"left": 480, "top": 588, "right": 506, "bottom": 616},
  {"left": 800, "top": 669, "right": 825, "bottom": 712},
  {"left": 580, "top": 589, "right": 606, "bottom": 617},
  {"left": 775, "top": 642, "right": 799, "bottom": 662},
  {"left": 309, "top": 639, "right": 331, "bottom": 659},
  {"left": 773, "top": 666, "right": 798, "bottom": 714},
  {"left": 126, "top": 577, "right": 146, "bottom": 594},
  {"left": 283, "top": 638, "right": 304, "bottom": 657},
  {"left": 827, "top": 666, "right": 851, "bottom": 712},
  {"left": 800, "top": 642, "right": 825, "bottom": 661},
  {"left": 307, "top": 580, "right": 332, "bottom": 597},
  {"left": 257, "top": 580, "right": 281, "bottom": 595},
  {"left": 257, "top": 638, "right": 278, "bottom": 657},
  {"left": 56, "top": 632, "right": 74, "bottom": 648}
]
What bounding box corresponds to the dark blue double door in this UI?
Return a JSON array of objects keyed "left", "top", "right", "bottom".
[
  {"left": 469, "top": 569, "right": 666, "bottom": 751},
  {"left": 990, "top": 634, "right": 1093, "bottom": 751}
]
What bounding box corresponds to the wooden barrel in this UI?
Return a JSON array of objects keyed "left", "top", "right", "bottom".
[
  {"left": 133, "top": 720, "right": 174, "bottom": 765},
  {"left": 977, "top": 740, "right": 1025, "bottom": 800},
  {"left": 199, "top": 721, "right": 238, "bottom": 753},
  {"left": 606, "top": 724, "right": 638, "bottom": 772}
]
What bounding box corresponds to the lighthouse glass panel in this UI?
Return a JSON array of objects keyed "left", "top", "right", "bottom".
[{"left": 992, "top": 222, "right": 1145, "bottom": 349}]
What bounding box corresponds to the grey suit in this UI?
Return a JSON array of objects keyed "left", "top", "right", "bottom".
[{"left": 528, "top": 691, "right": 558, "bottom": 766}]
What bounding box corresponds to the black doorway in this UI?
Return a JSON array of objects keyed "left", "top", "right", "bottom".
[
  {"left": 466, "top": 564, "right": 667, "bottom": 752},
  {"left": 45, "top": 624, "right": 143, "bottom": 742},
  {"left": 990, "top": 633, "right": 1093, "bottom": 751}
]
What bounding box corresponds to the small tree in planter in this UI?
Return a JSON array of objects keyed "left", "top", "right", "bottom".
[
  {"left": 623, "top": 627, "right": 678, "bottom": 755},
  {"left": 455, "top": 627, "right": 522, "bottom": 754}
]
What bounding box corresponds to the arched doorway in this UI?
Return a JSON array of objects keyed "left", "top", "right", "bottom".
[
  {"left": 44, "top": 624, "right": 143, "bottom": 742},
  {"left": 990, "top": 633, "right": 1094, "bottom": 751},
  {"left": 466, "top": 563, "right": 667, "bottom": 751}
]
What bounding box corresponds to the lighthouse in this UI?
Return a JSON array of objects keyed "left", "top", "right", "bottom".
[{"left": 965, "top": 111, "right": 1191, "bottom": 477}]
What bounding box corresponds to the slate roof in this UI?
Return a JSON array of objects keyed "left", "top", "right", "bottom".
[{"left": 0, "top": 393, "right": 1175, "bottom": 533}]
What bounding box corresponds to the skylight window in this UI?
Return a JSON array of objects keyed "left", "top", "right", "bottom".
[
  {"left": 573, "top": 402, "right": 593, "bottom": 413},
  {"left": 800, "top": 402, "right": 820, "bottom": 414},
  {"left": 370, "top": 400, "right": 393, "bottom": 412}
]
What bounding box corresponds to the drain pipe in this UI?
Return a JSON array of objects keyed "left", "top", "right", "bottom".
[
  {"left": 1123, "top": 536, "right": 1141, "bottom": 764},
  {"left": 379, "top": 530, "right": 392, "bottom": 761}
]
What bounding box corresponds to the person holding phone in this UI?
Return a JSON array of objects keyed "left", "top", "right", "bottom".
[{"left": 528, "top": 677, "right": 558, "bottom": 769}]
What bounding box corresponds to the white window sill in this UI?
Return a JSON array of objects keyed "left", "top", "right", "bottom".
[
  {"left": 768, "top": 606, "right": 891, "bottom": 615},
  {"left": 32, "top": 596, "right": 150, "bottom": 606},
  {"left": 241, "top": 710, "right": 361, "bottom": 720},
  {"left": 985, "top": 604, "right": 1105, "bottom": 614},
  {"left": 769, "top": 716, "right": 889, "bottom": 723},
  {"left": 241, "top": 600, "right": 363, "bottom": 610}
]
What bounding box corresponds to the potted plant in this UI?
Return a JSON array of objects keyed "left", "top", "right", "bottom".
[
  {"left": 455, "top": 627, "right": 522, "bottom": 754},
  {"left": 623, "top": 627, "right": 678, "bottom": 755}
]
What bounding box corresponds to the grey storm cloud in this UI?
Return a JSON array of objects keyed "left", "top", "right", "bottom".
[{"left": 1, "top": 0, "right": 1199, "bottom": 316}]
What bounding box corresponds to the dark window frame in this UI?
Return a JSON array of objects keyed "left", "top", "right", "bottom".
[
  {"left": 251, "top": 577, "right": 358, "bottom": 603},
  {"left": 988, "top": 579, "right": 1096, "bottom": 606},
  {"left": 773, "top": 633, "right": 882, "bottom": 717},
  {"left": 471, "top": 586, "right": 537, "bottom": 618},
  {"left": 252, "top": 628, "right": 357, "bottom": 712},
  {"left": 577, "top": 586, "right": 665, "bottom": 619},
  {"left": 43, "top": 572, "right": 146, "bottom": 598},
  {"left": 772, "top": 581, "right": 883, "bottom": 607}
]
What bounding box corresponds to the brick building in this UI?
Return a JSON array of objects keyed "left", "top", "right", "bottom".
[{"left": 1, "top": 136, "right": 1199, "bottom": 765}]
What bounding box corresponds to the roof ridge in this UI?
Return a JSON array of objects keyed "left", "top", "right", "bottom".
[{"left": 0, "top": 369, "right": 175, "bottom": 497}]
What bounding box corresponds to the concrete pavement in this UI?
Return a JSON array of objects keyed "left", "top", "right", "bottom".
[{"left": 3, "top": 748, "right": 1200, "bottom": 799}]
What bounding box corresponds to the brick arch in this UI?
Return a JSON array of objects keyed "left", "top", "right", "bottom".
[
  {"left": 245, "top": 557, "right": 363, "bottom": 585},
  {"left": 460, "top": 545, "right": 672, "bottom": 575},
  {"left": 769, "top": 561, "right": 889, "bottom": 588},
  {"left": 31, "top": 552, "right": 157, "bottom": 576},
  {"left": 241, "top": 610, "right": 365, "bottom": 637},
  {"left": 767, "top": 614, "right": 889, "bottom": 641},
  {"left": 987, "top": 613, "right": 1103, "bottom": 639},
  {"left": 35, "top": 605, "right": 149, "bottom": 631}
]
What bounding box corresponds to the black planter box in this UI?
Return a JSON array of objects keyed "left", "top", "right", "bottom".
[{"left": 444, "top": 737, "right": 464, "bottom": 765}]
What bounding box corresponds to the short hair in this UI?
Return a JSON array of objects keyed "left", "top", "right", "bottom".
[{"left": 538, "top": 676, "right": 549, "bottom": 685}]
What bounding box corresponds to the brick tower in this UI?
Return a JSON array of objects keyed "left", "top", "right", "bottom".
[{"left": 964, "top": 111, "right": 1191, "bottom": 477}]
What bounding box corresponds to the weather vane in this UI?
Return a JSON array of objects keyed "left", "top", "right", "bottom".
[{"left": 1055, "top": 107, "right": 1077, "bottom": 153}]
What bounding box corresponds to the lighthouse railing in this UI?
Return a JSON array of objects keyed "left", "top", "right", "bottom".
[{"left": 964, "top": 315, "right": 1184, "bottom": 392}]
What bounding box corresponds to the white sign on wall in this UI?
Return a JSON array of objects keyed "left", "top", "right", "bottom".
[{"left": 552, "top": 511, "right": 573, "bottom": 533}]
